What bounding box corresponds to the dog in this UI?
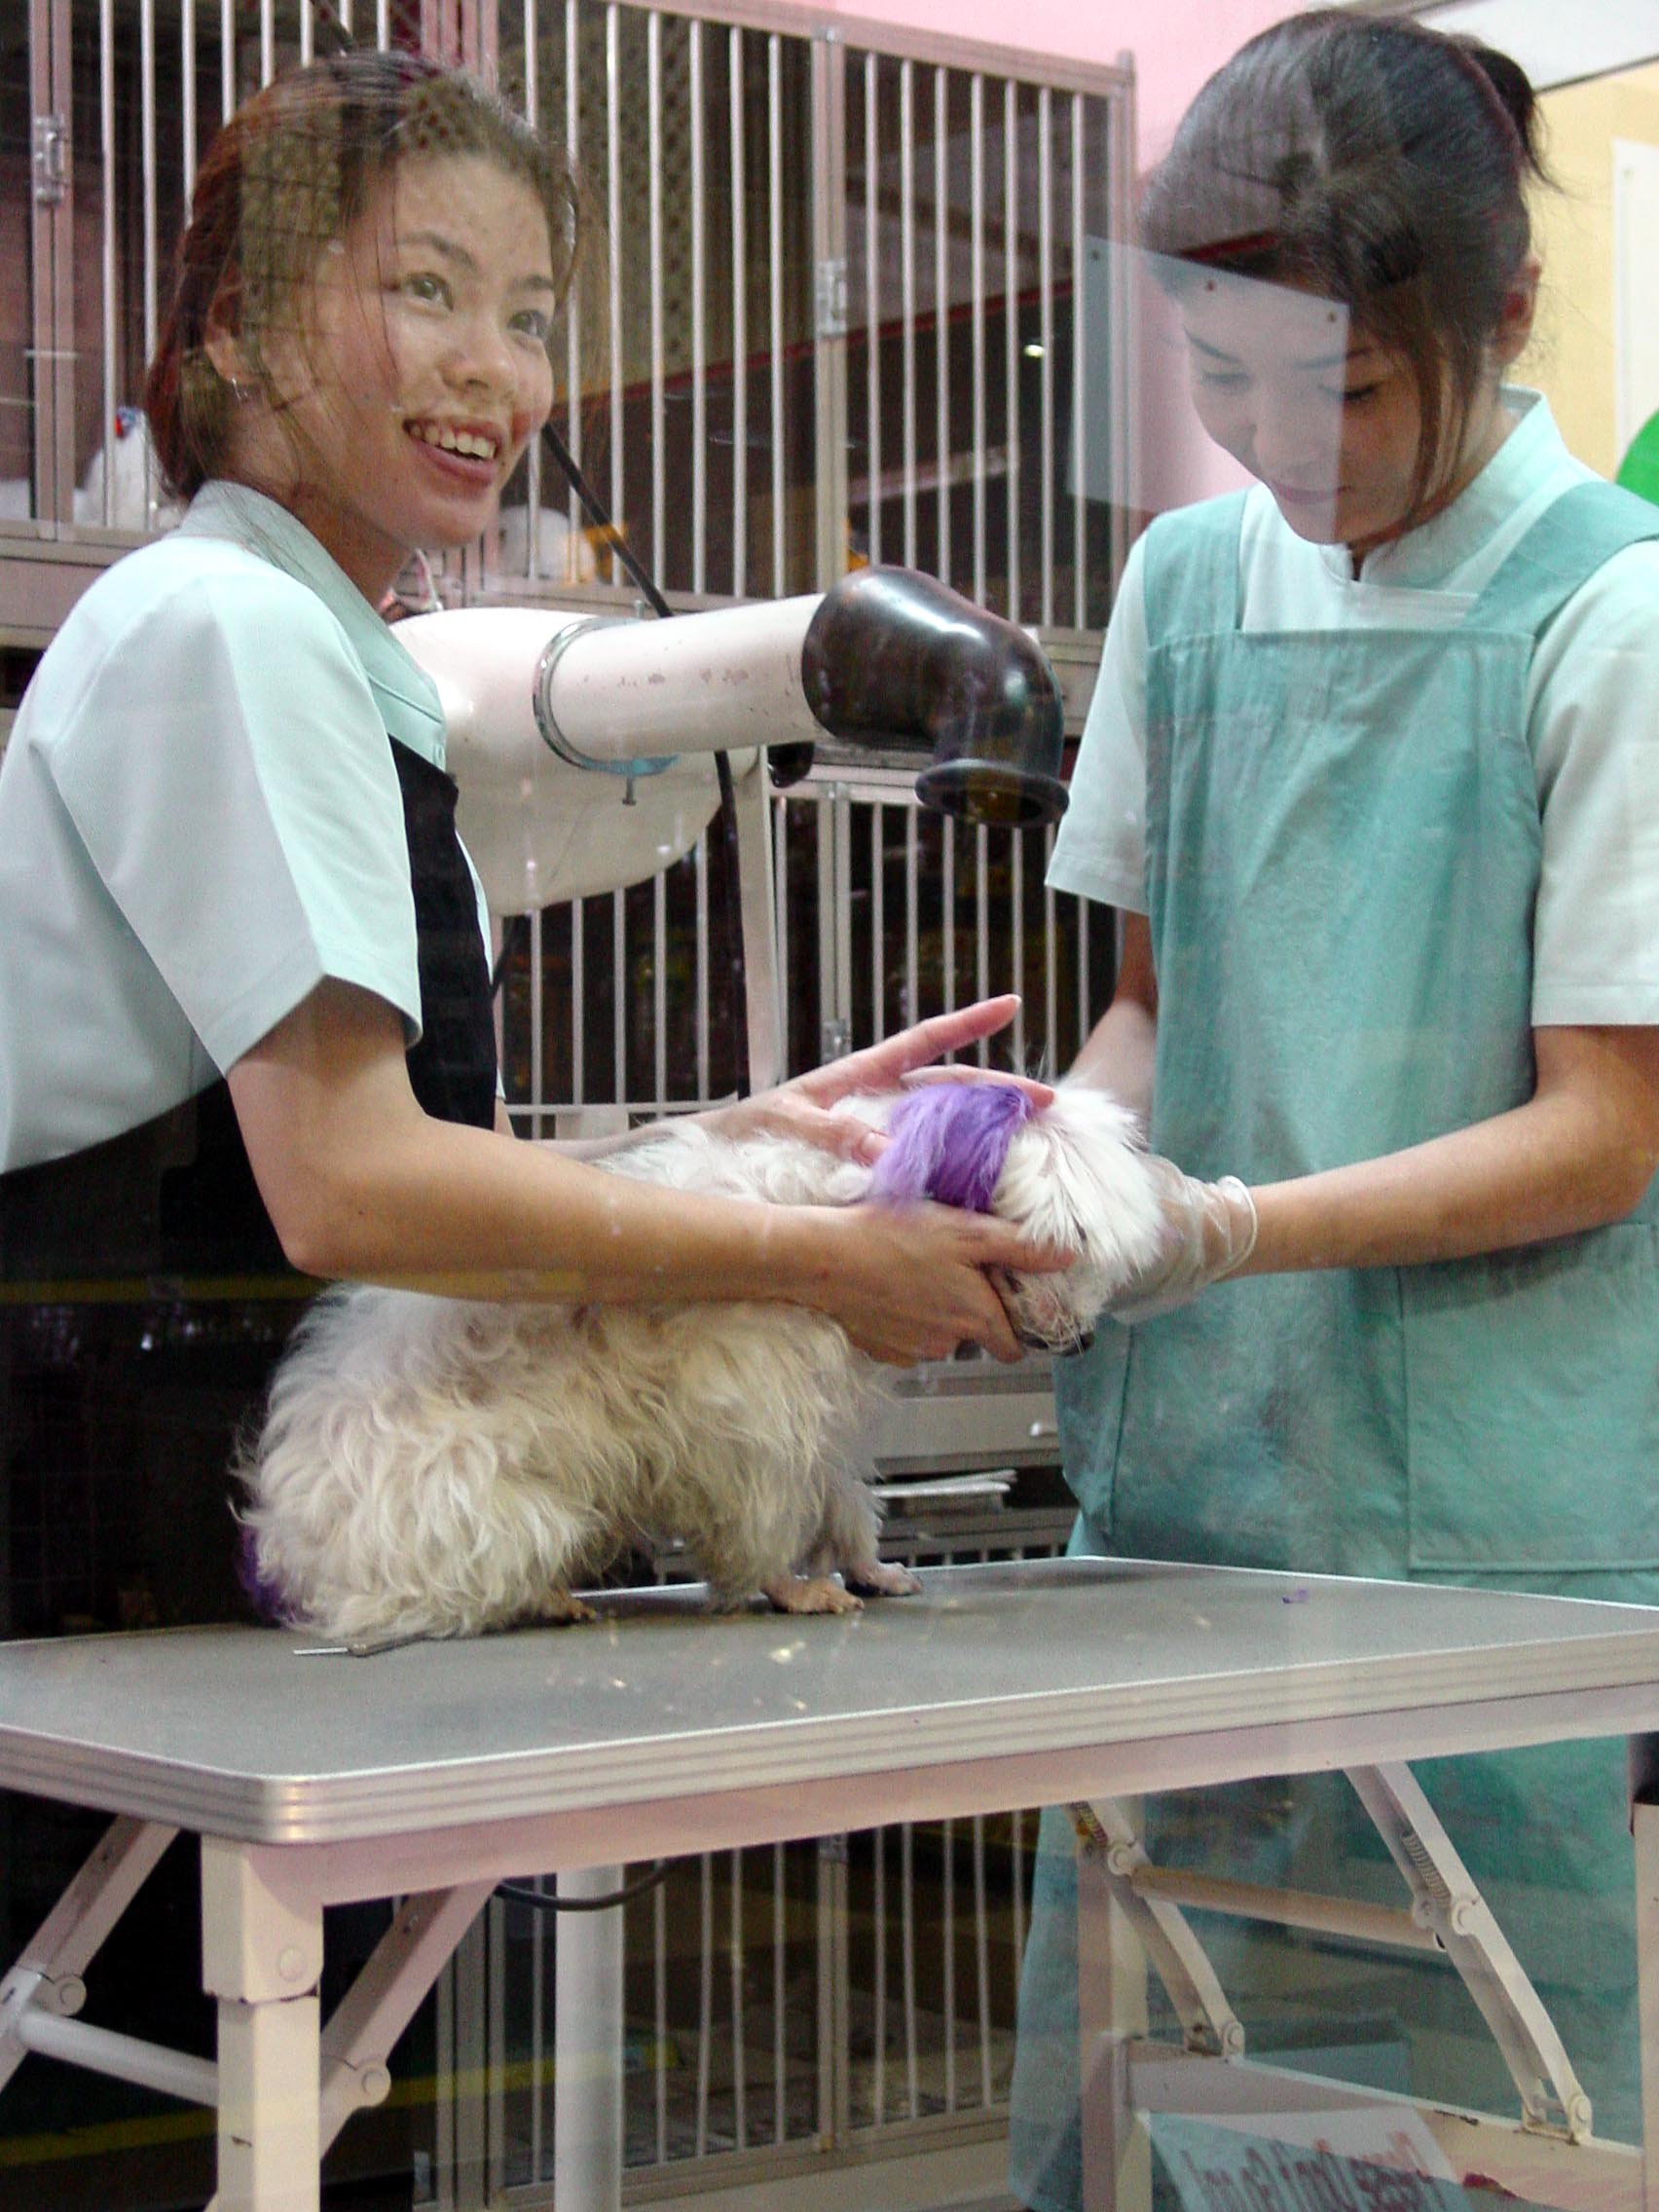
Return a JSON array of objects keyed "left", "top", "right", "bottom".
[{"left": 236, "top": 1083, "right": 1164, "bottom": 1641}]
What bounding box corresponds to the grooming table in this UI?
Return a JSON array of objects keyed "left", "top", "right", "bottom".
[{"left": 3, "top": 1558, "right": 1659, "bottom": 2211}]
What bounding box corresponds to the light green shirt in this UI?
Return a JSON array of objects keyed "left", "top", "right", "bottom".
[{"left": 0, "top": 483, "right": 472, "bottom": 1169}]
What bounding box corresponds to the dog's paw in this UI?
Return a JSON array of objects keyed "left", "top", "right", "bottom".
[
  {"left": 762, "top": 1573, "right": 864, "bottom": 1616},
  {"left": 843, "top": 1560, "right": 923, "bottom": 1599},
  {"left": 538, "top": 1589, "right": 598, "bottom": 1626}
]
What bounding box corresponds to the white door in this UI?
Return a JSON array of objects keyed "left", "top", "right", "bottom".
[{"left": 1613, "top": 135, "right": 1659, "bottom": 459}]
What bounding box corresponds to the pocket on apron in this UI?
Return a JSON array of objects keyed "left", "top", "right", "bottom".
[{"left": 1402, "top": 1219, "right": 1659, "bottom": 1573}]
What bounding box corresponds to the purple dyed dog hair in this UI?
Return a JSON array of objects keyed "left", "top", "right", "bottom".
[
  {"left": 868, "top": 1083, "right": 1036, "bottom": 1214},
  {"left": 237, "top": 1523, "right": 291, "bottom": 1626}
]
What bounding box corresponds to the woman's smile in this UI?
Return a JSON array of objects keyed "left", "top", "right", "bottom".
[
  {"left": 405, "top": 418, "right": 505, "bottom": 468},
  {"left": 402, "top": 416, "right": 510, "bottom": 494}
]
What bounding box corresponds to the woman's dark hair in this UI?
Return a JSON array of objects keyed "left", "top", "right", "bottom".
[
  {"left": 1140, "top": 10, "right": 1549, "bottom": 515},
  {"left": 146, "top": 49, "right": 585, "bottom": 501}
]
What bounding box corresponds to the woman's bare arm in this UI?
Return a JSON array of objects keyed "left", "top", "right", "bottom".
[
  {"left": 1065, "top": 915, "right": 1659, "bottom": 1272},
  {"left": 226, "top": 979, "right": 1069, "bottom": 1364},
  {"left": 1244, "top": 1023, "right": 1659, "bottom": 1272},
  {"left": 1067, "top": 910, "right": 1159, "bottom": 1124}
]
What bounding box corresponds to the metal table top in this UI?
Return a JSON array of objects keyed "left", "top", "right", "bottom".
[{"left": 2, "top": 1560, "right": 1658, "bottom": 1849}]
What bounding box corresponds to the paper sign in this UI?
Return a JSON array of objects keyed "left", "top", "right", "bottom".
[{"left": 1151, "top": 2111, "right": 1518, "bottom": 2212}]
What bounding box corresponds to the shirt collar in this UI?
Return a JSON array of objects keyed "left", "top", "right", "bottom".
[
  {"left": 177, "top": 482, "right": 448, "bottom": 765},
  {"left": 1314, "top": 388, "right": 1568, "bottom": 591}
]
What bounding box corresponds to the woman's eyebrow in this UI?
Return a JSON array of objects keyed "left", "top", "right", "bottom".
[
  {"left": 396, "top": 228, "right": 558, "bottom": 292},
  {"left": 1186, "top": 327, "right": 1384, "bottom": 375},
  {"left": 1292, "top": 343, "right": 1382, "bottom": 373}
]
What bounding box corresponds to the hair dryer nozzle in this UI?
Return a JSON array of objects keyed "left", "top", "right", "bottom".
[{"left": 801, "top": 568, "right": 1068, "bottom": 827}]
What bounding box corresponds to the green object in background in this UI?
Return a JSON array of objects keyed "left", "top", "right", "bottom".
[{"left": 1617, "top": 408, "right": 1659, "bottom": 502}]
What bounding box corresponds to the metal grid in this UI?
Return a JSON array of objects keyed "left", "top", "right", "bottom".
[
  {"left": 425, "top": 1497, "right": 1076, "bottom": 2209},
  {"left": 497, "top": 777, "right": 1112, "bottom": 1124},
  {"left": 2, "top": 0, "right": 1131, "bottom": 628},
  {"left": 841, "top": 52, "right": 1124, "bottom": 631},
  {"left": 4, "top": 0, "right": 290, "bottom": 542}
]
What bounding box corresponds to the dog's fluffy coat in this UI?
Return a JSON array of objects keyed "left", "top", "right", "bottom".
[{"left": 238, "top": 1085, "right": 1163, "bottom": 1641}]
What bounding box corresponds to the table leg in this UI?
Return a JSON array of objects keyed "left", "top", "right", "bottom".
[
  {"left": 0, "top": 1817, "right": 176, "bottom": 2097},
  {"left": 201, "top": 1838, "right": 324, "bottom": 2212},
  {"left": 1636, "top": 1792, "right": 1659, "bottom": 2212},
  {"left": 554, "top": 1865, "right": 625, "bottom": 2212},
  {"left": 1077, "top": 1808, "right": 1151, "bottom": 2212}
]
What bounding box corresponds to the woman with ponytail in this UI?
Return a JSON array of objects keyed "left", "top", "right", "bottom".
[{"left": 1013, "top": 15, "right": 1659, "bottom": 2200}]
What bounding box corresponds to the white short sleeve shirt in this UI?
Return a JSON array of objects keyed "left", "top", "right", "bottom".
[
  {"left": 1048, "top": 391, "right": 1659, "bottom": 1027},
  {"left": 0, "top": 483, "right": 469, "bottom": 1170}
]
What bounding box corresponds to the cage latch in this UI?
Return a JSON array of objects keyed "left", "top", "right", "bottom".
[
  {"left": 816, "top": 256, "right": 847, "bottom": 342},
  {"left": 32, "top": 114, "right": 67, "bottom": 208}
]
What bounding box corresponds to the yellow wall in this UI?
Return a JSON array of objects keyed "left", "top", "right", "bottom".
[{"left": 1522, "top": 63, "right": 1659, "bottom": 477}]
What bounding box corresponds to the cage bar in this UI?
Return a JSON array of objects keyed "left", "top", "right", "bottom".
[
  {"left": 648, "top": 8, "right": 665, "bottom": 572},
  {"left": 690, "top": 18, "right": 707, "bottom": 595},
  {"left": 730, "top": 25, "right": 748, "bottom": 595},
  {"left": 934, "top": 65, "right": 949, "bottom": 587}
]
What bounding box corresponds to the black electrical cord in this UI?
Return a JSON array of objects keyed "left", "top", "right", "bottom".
[
  {"left": 308, "top": 0, "right": 355, "bottom": 53},
  {"left": 490, "top": 911, "right": 531, "bottom": 1000},
  {"left": 495, "top": 1863, "right": 673, "bottom": 1914},
  {"left": 538, "top": 420, "right": 751, "bottom": 1094},
  {"left": 541, "top": 422, "right": 675, "bottom": 624}
]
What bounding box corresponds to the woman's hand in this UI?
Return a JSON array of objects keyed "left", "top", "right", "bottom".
[
  {"left": 700, "top": 994, "right": 1054, "bottom": 1165},
  {"left": 228, "top": 980, "right": 1067, "bottom": 1327},
  {"left": 785, "top": 1198, "right": 1072, "bottom": 1365},
  {"left": 1104, "top": 1158, "right": 1259, "bottom": 1322}
]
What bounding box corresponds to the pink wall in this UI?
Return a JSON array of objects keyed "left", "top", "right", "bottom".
[{"left": 805, "top": 0, "right": 1300, "bottom": 166}]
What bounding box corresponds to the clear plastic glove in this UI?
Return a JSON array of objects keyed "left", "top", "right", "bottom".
[{"left": 1107, "top": 1156, "right": 1259, "bottom": 1324}]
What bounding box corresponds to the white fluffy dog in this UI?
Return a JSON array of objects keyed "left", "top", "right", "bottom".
[{"left": 237, "top": 1084, "right": 1163, "bottom": 1641}]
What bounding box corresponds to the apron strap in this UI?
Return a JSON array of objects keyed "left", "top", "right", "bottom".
[
  {"left": 388, "top": 737, "right": 499, "bottom": 1132},
  {"left": 1140, "top": 491, "right": 1250, "bottom": 652},
  {"left": 1461, "top": 479, "right": 1659, "bottom": 638}
]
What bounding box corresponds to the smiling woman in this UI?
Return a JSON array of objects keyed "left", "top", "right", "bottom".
[
  {"left": 0, "top": 53, "right": 1071, "bottom": 2198},
  {"left": 0, "top": 46, "right": 1063, "bottom": 1627}
]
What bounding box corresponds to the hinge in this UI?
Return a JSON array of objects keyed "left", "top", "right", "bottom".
[
  {"left": 32, "top": 114, "right": 67, "bottom": 207},
  {"left": 815, "top": 256, "right": 847, "bottom": 342}
]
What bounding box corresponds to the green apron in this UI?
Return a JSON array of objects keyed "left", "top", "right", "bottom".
[{"left": 1010, "top": 481, "right": 1659, "bottom": 2211}]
